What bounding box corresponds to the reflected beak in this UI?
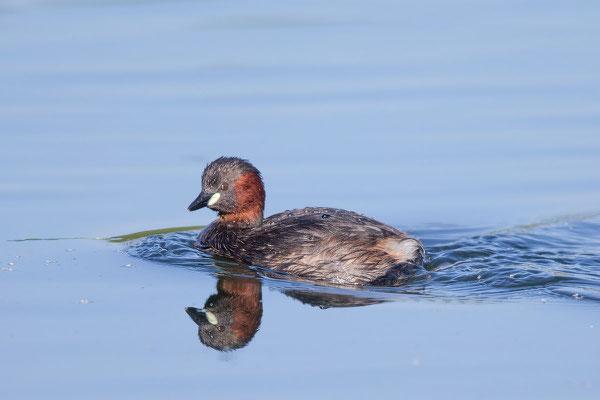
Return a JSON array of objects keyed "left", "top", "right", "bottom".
[
  {"left": 185, "top": 307, "right": 218, "bottom": 325},
  {"left": 185, "top": 307, "right": 207, "bottom": 324},
  {"left": 187, "top": 192, "right": 212, "bottom": 212}
]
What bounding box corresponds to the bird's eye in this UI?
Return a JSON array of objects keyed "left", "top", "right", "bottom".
[{"left": 219, "top": 183, "right": 228, "bottom": 191}]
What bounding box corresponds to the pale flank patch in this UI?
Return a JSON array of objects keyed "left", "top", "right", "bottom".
[
  {"left": 381, "top": 238, "right": 420, "bottom": 260},
  {"left": 207, "top": 192, "right": 221, "bottom": 206},
  {"left": 205, "top": 311, "right": 218, "bottom": 325}
]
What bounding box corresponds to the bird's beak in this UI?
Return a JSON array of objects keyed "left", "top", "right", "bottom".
[{"left": 187, "top": 192, "right": 213, "bottom": 211}]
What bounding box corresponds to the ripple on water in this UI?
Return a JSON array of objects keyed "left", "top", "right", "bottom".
[{"left": 126, "top": 218, "right": 600, "bottom": 303}]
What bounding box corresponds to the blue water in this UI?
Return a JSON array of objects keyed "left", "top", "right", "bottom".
[
  {"left": 128, "top": 215, "right": 600, "bottom": 302},
  {"left": 1, "top": 0, "right": 600, "bottom": 399}
]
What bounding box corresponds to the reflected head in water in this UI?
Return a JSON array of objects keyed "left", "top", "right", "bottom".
[
  {"left": 186, "top": 276, "right": 262, "bottom": 351},
  {"left": 186, "top": 272, "right": 390, "bottom": 351}
]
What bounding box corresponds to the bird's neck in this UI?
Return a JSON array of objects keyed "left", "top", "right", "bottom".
[
  {"left": 220, "top": 170, "right": 265, "bottom": 228},
  {"left": 218, "top": 208, "right": 263, "bottom": 228}
]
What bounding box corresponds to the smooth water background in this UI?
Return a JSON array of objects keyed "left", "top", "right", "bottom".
[{"left": 1, "top": 1, "right": 600, "bottom": 399}]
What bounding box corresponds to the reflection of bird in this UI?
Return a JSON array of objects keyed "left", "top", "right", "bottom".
[
  {"left": 283, "top": 290, "right": 385, "bottom": 309},
  {"left": 186, "top": 276, "right": 262, "bottom": 351},
  {"left": 188, "top": 157, "right": 425, "bottom": 285},
  {"left": 186, "top": 274, "right": 395, "bottom": 351}
]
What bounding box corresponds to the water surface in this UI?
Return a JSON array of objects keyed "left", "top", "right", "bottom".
[{"left": 127, "top": 214, "right": 600, "bottom": 303}]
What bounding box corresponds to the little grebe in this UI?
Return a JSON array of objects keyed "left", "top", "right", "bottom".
[{"left": 188, "top": 157, "right": 424, "bottom": 285}]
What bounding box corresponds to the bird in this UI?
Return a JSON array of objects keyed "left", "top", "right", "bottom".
[{"left": 188, "top": 156, "right": 424, "bottom": 285}]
